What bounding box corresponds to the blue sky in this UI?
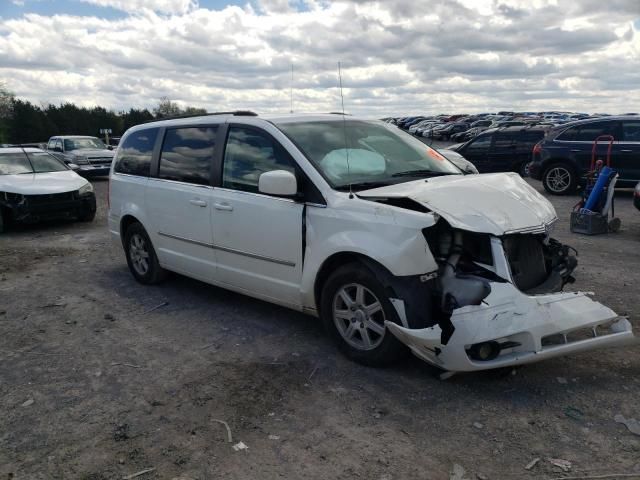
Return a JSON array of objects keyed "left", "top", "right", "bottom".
[{"left": 0, "top": 0, "right": 299, "bottom": 19}]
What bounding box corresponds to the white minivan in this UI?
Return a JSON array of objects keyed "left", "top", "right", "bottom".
[{"left": 108, "top": 113, "right": 634, "bottom": 373}]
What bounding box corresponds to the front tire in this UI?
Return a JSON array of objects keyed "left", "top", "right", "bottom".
[
  {"left": 123, "top": 222, "right": 167, "bottom": 284},
  {"left": 542, "top": 162, "right": 577, "bottom": 195},
  {"left": 320, "top": 263, "right": 407, "bottom": 367}
]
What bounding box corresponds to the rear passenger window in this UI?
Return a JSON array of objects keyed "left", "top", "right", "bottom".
[
  {"left": 622, "top": 121, "right": 640, "bottom": 141},
  {"left": 114, "top": 128, "right": 159, "bottom": 177},
  {"left": 557, "top": 126, "right": 579, "bottom": 141},
  {"left": 574, "top": 121, "right": 619, "bottom": 141},
  {"left": 493, "top": 134, "right": 516, "bottom": 149},
  {"left": 158, "top": 127, "right": 217, "bottom": 185},
  {"left": 222, "top": 127, "right": 296, "bottom": 193},
  {"left": 465, "top": 135, "right": 492, "bottom": 151}
]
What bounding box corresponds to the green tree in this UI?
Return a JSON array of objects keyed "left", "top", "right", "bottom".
[
  {"left": 9, "top": 99, "right": 55, "bottom": 144},
  {"left": 153, "top": 96, "right": 182, "bottom": 118},
  {"left": 120, "top": 108, "right": 154, "bottom": 132},
  {"left": 183, "top": 106, "right": 208, "bottom": 116},
  {"left": 0, "top": 83, "right": 14, "bottom": 144}
]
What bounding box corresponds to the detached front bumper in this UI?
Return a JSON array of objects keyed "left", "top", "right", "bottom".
[{"left": 386, "top": 282, "right": 635, "bottom": 372}]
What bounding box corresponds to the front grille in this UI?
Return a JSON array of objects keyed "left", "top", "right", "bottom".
[
  {"left": 87, "top": 157, "right": 112, "bottom": 165},
  {"left": 24, "top": 191, "right": 78, "bottom": 205}
]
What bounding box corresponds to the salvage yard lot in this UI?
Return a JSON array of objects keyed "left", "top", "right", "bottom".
[{"left": 1, "top": 178, "right": 639, "bottom": 479}]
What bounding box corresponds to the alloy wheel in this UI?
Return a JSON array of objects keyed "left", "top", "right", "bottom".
[
  {"left": 332, "top": 283, "right": 386, "bottom": 351},
  {"left": 129, "top": 233, "right": 150, "bottom": 276},
  {"left": 546, "top": 166, "right": 572, "bottom": 193}
]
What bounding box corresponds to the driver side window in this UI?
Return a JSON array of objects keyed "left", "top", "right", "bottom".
[{"left": 222, "top": 127, "right": 296, "bottom": 194}]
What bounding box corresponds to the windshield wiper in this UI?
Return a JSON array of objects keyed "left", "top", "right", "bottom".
[
  {"left": 335, "top": 181, "right": 391, "bottom": 191},
  {"left": 391, "top": 169, "right": 453, "bottom": 178}
]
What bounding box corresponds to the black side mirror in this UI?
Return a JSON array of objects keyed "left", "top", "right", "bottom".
[{"left": 107, "top": 145, "right": 114, "bottom": 151}]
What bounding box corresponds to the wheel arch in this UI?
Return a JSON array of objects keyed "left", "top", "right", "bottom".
[
  {"left": 313, "top": 251, "right": 435, "bottom": 329},
  {"left": 541, "top": 157, "right": 578, "bottom": 174},
  {"left": 120, "top": 214, "right": 142, "bottom": 248},
  {"left": 313, "top": 252, "right": 395, "bottom": 316}
]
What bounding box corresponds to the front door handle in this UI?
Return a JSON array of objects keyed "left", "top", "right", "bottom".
[
  {"left": 189, "top": 199, "right": 207, "bottom": 207},
  {"left": 570, "top": 149, "right": 583, "bottom": 152},
  {"left": 620, "top": 149, "right": 633, "bottom": 153},
  {"left": 214, "top": 202, "right": 233, "bottom": 211}
]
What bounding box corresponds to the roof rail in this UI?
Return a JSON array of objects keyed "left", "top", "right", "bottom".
[{"left": 143, "top": 110, "right": 258, "bottom": 123}]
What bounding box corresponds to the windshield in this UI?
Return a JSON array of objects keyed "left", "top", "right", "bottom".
[
  {"left": 64, "top": 137, "right": 106, "bottom": 151},
  {"left": 277, "top": 120, "right": 461, "bottom": 189},
  {"left": 0, "top": 151, "right": 68, "bottom": 175},
  {"left": 29, "top": 152, "right": 69, "bottom": 173}
]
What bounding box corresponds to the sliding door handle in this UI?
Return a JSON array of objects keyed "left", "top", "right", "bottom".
[
  {"left": 214, "top": 202, "right": 233, "bottom": 211},
  {"left": 189, "top": 199, "right": 207, "bottom": 207}
]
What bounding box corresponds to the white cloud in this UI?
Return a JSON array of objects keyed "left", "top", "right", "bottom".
[{"left": 0, "top": 0, "right": 638, "bottom": 116}]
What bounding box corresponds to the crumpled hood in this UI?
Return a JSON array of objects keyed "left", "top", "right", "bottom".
[
  {"left": 71, "top": 149, "right": 114, "bottom": 158},
  {"left": 357, "top": 172, "right": 557, "bottom": 235},
  {"left": 0, "top": 171, "right": 89, "bottom": 195}
]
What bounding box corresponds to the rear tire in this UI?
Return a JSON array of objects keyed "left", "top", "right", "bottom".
[
  {"left": 123, "top": 222, "right": 167, "bottom": 284},
  {"left": 542, "top": 162, "right": 577, "bottom": 195},
  {"left": 320, "top": 262, "right": 407, "bottom": 367},
  {"left": 0, "top": 209, "right": 5, "bottom": 233}
]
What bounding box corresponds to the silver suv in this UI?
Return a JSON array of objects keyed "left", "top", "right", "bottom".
[{"left": 47, "top": 135, "right": 114, "bottom": 176}]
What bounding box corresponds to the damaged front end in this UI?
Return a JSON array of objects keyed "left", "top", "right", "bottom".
[{"left": 386, "top": 220, "right": 635, "bottom": 372}]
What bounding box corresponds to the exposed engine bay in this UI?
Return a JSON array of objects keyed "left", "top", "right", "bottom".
[{"left": 385, "top": 217, "right": 634, "bottom": 373}]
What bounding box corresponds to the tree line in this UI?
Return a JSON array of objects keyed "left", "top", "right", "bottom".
[{"left": 0, "top": 84, "right": 206, "bottom": 144}]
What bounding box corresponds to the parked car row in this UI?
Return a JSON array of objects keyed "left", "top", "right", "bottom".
[
  {"left": 383, "top": 111, "right": 628, "bottom": 143},
  {"left": 382, "top": 113, "right": 640, "bottom": 197}
]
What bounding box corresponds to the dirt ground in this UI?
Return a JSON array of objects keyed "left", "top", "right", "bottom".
[{"left": 1, "top": 175, "right": 639, "bottom": 480}]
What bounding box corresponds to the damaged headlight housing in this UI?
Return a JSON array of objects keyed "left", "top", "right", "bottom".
[{"left": 78, "top": 183, "right": 94, "bottom": 196}]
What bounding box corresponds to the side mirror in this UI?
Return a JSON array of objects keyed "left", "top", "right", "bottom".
[
  {"left": 107, "top": 145, "right": 114, "bottom": 151},
  {"left": 258, "top": 170, "right": 297, "bottom": 197}
]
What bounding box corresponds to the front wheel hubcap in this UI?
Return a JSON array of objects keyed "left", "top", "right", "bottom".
[
  {"left": 129, "top": 233, "right": 150, "bottom": 276},
  {"left": 333, "top": 283, "right": 386, "bottom": 351},
  {"left": 546, "top": 167, "right": 571, "bottom": 193}
]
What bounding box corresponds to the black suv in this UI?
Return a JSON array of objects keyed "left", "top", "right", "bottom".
[
  {"left": 529, "top": 116, "right": 640, "bottom": 195},
  {"left": 450, "top": 126, "right": 546, "bottom": 174}
]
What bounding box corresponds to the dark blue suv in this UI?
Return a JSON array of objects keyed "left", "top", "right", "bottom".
[{"left": 529, "top": 116, "right": 640, "bottom": 195}]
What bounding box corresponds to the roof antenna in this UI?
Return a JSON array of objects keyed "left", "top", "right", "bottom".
[
  {"left": 290, "top": 63, "right": 294, "bottom": 114},
  {"left": 338, "top": 61, "right": 353, "bottom": 199}
]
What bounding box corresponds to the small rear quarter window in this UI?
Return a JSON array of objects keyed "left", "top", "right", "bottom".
[{"left": 114, "top": 128, "right": 159, "bottom": 177}]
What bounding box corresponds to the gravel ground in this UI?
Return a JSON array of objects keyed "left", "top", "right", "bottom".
[{"left": 1, "top": 174, "right": 639, "bottom": 480}]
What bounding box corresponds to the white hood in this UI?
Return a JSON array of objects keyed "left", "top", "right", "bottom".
[
  {"left": 0, "top": 171, "right": 89, "bottom": 195},
  {"left": 358, "top": 172, "right": 557, "bottom": 236}
]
